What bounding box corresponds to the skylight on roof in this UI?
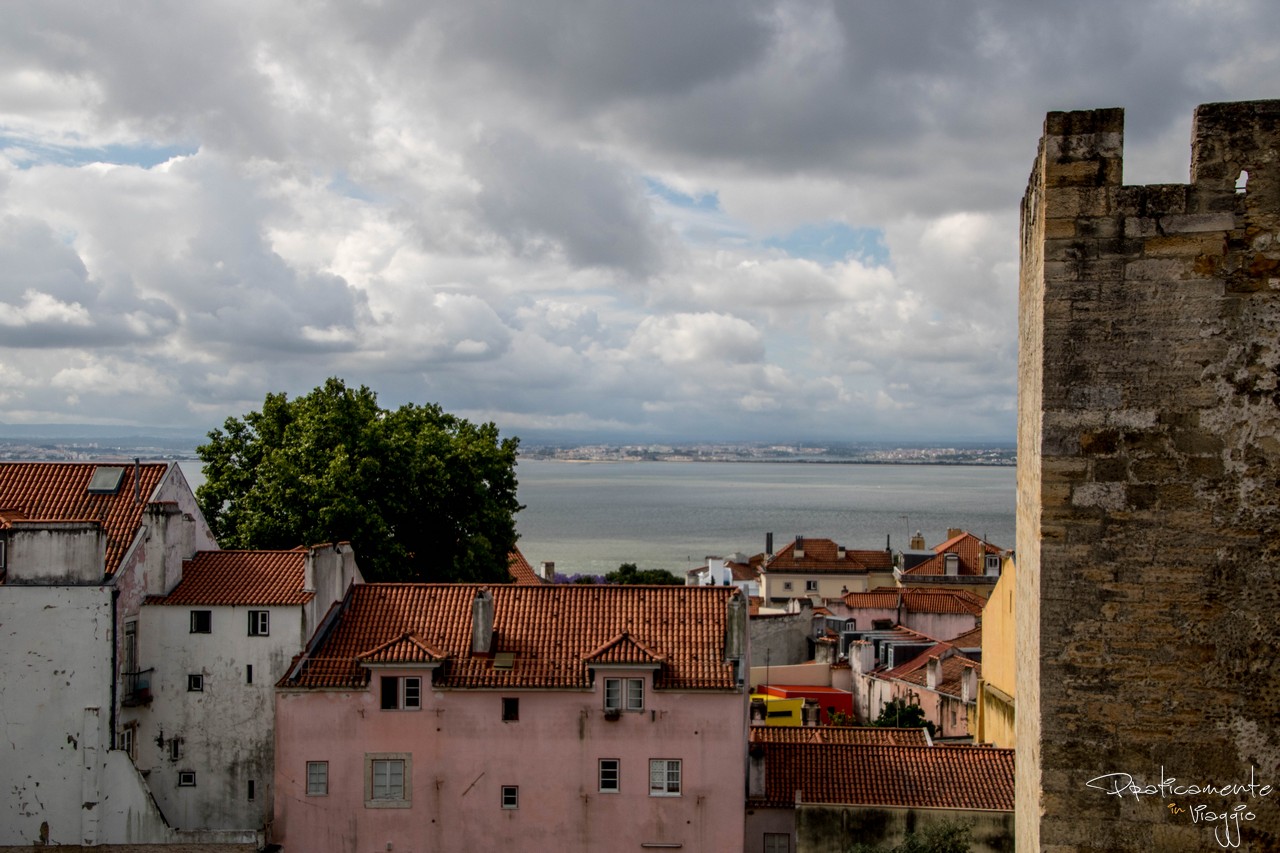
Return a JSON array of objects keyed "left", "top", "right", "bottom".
[
  {"left": 87, "top": 467, "right": 126, "bottom": 494},
  {"left": 493, "top": 652, "right": 515, "bottom": 670}
]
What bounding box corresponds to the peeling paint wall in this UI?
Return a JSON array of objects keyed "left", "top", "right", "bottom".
[
  {"left": 0, "top": 586, "right": 173, "bottom": 845},
  {"left": 1018, "top": 101, "right": 1280, "bottom": 851}
]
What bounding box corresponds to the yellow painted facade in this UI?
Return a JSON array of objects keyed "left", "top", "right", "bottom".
[{"left": 976, "top": 554, "right": 1016, "bottom": 748}]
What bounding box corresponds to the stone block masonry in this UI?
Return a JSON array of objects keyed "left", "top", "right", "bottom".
[{"left": 1018, "top": 101, "right": 1280, "bottom": 851}]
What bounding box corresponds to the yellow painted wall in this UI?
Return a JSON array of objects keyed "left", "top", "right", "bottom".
[{"left": 978, "top": 554, "right": 1016, "bottom": 748}]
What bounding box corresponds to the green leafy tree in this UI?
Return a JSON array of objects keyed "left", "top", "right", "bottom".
[
  {"left": 196, "top": 378, "right": 522, "bottom": 583},
  {"left": 604, "top": 562, "right": 685, "bottom": 585},
  {"left": 869, "top": 698, "right": 937, "bottom": 738}
]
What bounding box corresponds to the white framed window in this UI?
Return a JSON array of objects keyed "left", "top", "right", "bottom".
[
  {"left": 599, "top": 759, "right": 620, "bottom": 793},
  {"left": 365, "top": 753, "right": 411, "bottom": 808},
  {"left": 178, "top": 771, "right": 196, "bottom": 787},
  {"left": 501, "top": 785, "right": 518, "bottom": 809},
  {"left": 306, "top": 761, "right": 329, "bottom": 796},
  {"left": 189, "top": 610, "right": 211, "bottom": 633},
  {"left": 187, "top": 674, "right": 204, "bottom": 692},
  {"left": 649, "top": 759, "right": 681, "bottom": 796},
  {"left": 764, "top": 832, "right": 791, "bottom": 853},
  {"left": 248, "top": 610, "right": 269, "bottom": 636},
  {"left": 380, "top": 676, "right": 421, "bottom": 710},
  {"left": 604, "top": 677, "right": 644, "bottom": 712},
  {"left": 805, "top": 580, "right": 818, "bottom": 592},
  {"left": 118, "top": 724, "right": 136, "bottom": 760}
]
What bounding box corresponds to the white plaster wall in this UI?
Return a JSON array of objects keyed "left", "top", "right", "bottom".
[
  {"left": 136, "top": 603, "right": 304, "bottom": 831},
  {"left": 0, "top": 585, "right": 175, "bottom": 845},
  {"left": 5, "top": 524, "right": 105, "bottom": 583}
]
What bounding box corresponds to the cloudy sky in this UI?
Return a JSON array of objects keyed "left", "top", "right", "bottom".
[{"left": 1, "top": 1, "right": 1277, "bottom": 444}]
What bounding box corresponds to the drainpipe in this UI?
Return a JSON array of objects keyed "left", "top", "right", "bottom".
[{"left": 110, "top": 588, "right": 119, "bottom": 749}]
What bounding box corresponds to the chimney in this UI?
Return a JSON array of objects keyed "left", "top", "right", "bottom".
[
  {"left": 910, "top": 530, "right": 926, "bottom": 550},
  {"left": 725, "top": 590, "right": 747, "bottom": 676},
  {"left": 471, "top": 588, "right": 494, "bottom": 655},
  {"left": 766, "top": 532, "right": 774, "bottom": 558},
  {"left": 802, "top": 700, "right": 821, "bottom": 727},
  {"left": 750, "top": 698, "right": 768, "bottom": 727},
  {"left": 927, "top": 657, "right": 942, "bottom": 690},
  {"left": 794, "top": 536, "right": 804, "bottom": 559},
  {"left": 947, "top": 528, "right": 965, "bottom": 540},
  {"left": 885, "top": 534, "right": 891, "bottom": 553},
  {"left": 538, "top": 561, "right": 556, "bottom": 582},
  {"left": 748, "top": 743, "right": 766, "bottom": 798},
  {"left": 133, "top": 458, "right": 141, "bottom": 504},
  {"left": 962, "top": 666, "right": 978, "bottom": 703},
  {"left": 836, "top": 544, "right": 846, "bottom": 560},
  {"left": 303, "top": 547, "right": 317, "bottom": 594}
]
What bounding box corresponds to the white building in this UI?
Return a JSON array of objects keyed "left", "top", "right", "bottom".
[
  {"left": 136, "top": 544, "right": 361, "bottom": 830},
  {"left": 0, "top": 461, "right": 256, "bottom": 847}
]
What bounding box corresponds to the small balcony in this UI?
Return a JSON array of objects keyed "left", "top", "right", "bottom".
[{"left": 122, "top": 668, "right": 155, "bottom": 707}]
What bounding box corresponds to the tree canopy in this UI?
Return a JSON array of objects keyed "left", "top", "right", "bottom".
[
  {"left": 196, "top": 378, "right": 522, "bottom": 583},
  {"left": 868, "top": 698, "right": 937, "bottom": 738}
]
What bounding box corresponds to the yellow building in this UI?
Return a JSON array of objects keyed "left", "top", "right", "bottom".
[
  {"left": 749, "top": 694, "right": 805, "bottom": 727},
  {"left": 975, "top": 553, "right": 1015, "bottom": 747}
]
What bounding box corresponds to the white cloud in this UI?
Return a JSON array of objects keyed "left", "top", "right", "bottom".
[{"left": 0, "top": 0, "right": 1275, "bottom": 439}]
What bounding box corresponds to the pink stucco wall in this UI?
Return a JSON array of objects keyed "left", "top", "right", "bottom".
[{"left": 274, "top": 667, "right": 747, "bottom": 852}]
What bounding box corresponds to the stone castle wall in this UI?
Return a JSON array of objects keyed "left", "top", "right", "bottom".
[{"left": 1018, "top": 101, "right": 1280, "bottom": 851}]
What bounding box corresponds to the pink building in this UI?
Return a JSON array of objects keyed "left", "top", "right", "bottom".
[{"left": 274, "top": 583, "right": 749, "bottom": 851}]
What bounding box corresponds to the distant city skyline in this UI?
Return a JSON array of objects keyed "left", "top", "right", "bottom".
[{"left": 2, "top": 3, "right": 1278, "bottom": 441}]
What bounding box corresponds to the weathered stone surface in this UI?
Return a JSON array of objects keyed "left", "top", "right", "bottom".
[{"left": 1019, "top": 102, "right": 1280, "bottom": 852}]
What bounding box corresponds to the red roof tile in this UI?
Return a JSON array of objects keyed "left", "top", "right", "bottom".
[
  {"left": 752, "top": 742, "right": 1014, "bottom": 810},
  {"left": 358, "top": 632, "right": 448, "bottom": 664},
  {"left": 750, "top": 726, "right": 929, "bottom": 746},
  {"left": 282, "top": 584, "right": 741, "bottom": 691},
  {"left": 902, "top": 531, "right": 1004, "bottom": 578},
  {"left": 149, "top": 550, "right": 312, "bottom": 606},
  {"left": 0, "top": 461, "right": 170, "bottom": 577},
  {"left": 762, "top": 538, "right": 895, "bottom": 575},
  {"left": 841, "top": 588, "right": 986, "bottom": 616},
  {"left": 506, "top": 548, "right": 544, "bottom": 585}
]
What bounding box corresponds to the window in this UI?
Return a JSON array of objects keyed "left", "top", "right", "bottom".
[
  {"left": 178, "top": 771, "right": 196, "bottom": 787},
  {"left": 502, "top": 697, "right": 519, "bottom": 721},
  {"left": 604, "top": 677, "right": 644, "bottom": 712},
  {"left": 187, "top": 674, "right": 204, "bottom": 692},
  {"left": 501, "top": 785, "right": 518, "bottom": 809},
  {"left": 246, "top": 665, "right": 253, "bottom": 684},
  {"left": 118, "top": 724, "right": 136, "bottom": 760},
  {"left": 805, "top": 580, "right": 819, "bottom": 592},
  {"left": 306, "top": 761, "right": 329, "bottom": 796},
  {"left": 649, "top": 759, "right": 681, "bottom": 796},
  {"left": 380, "top": 676, "right": 421, "bottom": 710},
  {"left": 189, "top": 610, "right": 211, "bottom": 633},
  {"left": 248, "top": 610, "right": 269, "bottom": 636},
  {"left": 599, "top": 759, "right": 620, "bottom": 793},
  {"left": 365, "top": 754, "right": 410, "bottom": 808},
  {"left": 782, "top": 581, "right": 793, "bottom": 591},
  {"left": 764, "top": 832, "right": 792, "bottom": 853},
  {"left": 248, "top": 779, "right": 256, "bottom": 801},
  {"left": 169, "top": 737, "right": 183, "bottom": 760}
]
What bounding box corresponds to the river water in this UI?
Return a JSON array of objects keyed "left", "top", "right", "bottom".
[{"left": 181, "top": 459, "right": 1016, "bottom": 578}]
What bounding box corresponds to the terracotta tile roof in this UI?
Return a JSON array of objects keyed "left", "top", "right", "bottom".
[
  {"left": 902, "top": 531, "right": 1003, "bottom": 578},
  {"left": 881, "top": 643, "right": 979, "bottom": 700},
  {"left": 281, "top": 584, "right": 741, "bottom": 691},
  {"left": 148, "top": 549, "right": 313, "bottom": 606},
  {"left": 948, "top": 625, "right": 983, "bottom": 648},
  {"left": 750, "top": 726, "right": 929, "bottom": 746},
  {"left": 751, "top": 742, "right": 1014, "bottom": 810},
  {"left": 841, "top": 588, "right": 985, "bottom": 616},
  {"left": 358, "top": 633, "right": 448, "bottom": 664},
  {"left": 762, "top": 537, "right": 894, "bottom": 575},
  {"left": 506, "top": 548, "right": 544, "bottom": 585},
  {"left": 583, "top": 632, "right": 666, "bottom": 664},
  {"left": 0, "top": 461, "right": 170, "bottom": 578}
]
